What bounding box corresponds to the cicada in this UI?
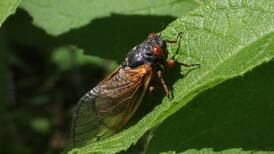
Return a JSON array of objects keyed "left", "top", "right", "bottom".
[{"left": 71, "top": 33, "right": 198, "bottom": 147}]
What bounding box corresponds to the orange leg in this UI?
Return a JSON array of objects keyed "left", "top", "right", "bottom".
[
  {"left": 165, "top": 59, "right": 175, "bottom": 68},
  {"left": 156, "top": 70, "right": 171, "bottom": 99},
  {"left": 165, "top": 59, "right": 200, "bottom": 69},
  {"left": 165, "top": 33, "right": 200, "bottom": 68}
]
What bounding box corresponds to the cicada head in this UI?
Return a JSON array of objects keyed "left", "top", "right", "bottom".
[{"left": 124, "top": 33, "right": 168, "bottom": 68}]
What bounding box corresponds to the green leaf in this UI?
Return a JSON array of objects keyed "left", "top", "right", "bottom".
[
  {"left": 147, "top": 61, "right": 274, "bottom": 153},
  {"left": 20, "top": 0, "right": 207, "bottom": 36},
  {"left": 0, "top": 0, "right": 21, "bottom": 27},
  {"left": 69, "top": 0, "right": 274, "bottom": 153},
  {"left": 51, "top": 46, "right": 118, "bottom": 72}
]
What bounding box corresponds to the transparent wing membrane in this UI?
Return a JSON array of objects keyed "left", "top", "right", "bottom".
[{"left": 71, "top": 66, "right": 152, "bottom": 147}]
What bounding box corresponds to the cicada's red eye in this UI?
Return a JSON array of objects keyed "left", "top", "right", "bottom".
[{"left": 152, "top": 45, "right": 163, "bottom": 57}]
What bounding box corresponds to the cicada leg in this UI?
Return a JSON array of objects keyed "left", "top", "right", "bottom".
[
  {"left": 165, "top": 32, "right": 200, "bottom": 70},
  {"left": 165, "top": 32, "right": 183, "bottom": 44},
  {"left": 156, "top": 70, "right": 172, "bottom": 100}
]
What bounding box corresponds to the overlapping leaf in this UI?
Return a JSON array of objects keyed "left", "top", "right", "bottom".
[
  {"left": 20, "top": 0, "right": 207, "bottom": 35},
  {"left": 0, "top": 0, "right": 21, "bottom": 27}
]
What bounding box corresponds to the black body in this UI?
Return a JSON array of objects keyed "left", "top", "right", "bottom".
[{"left": 122, "top": 34, "right": 167, "bottom": 68}]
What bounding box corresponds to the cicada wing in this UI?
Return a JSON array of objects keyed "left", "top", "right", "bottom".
[
  {"left": 71, "top": 85, "right": 148, "bottom": 147},
  {"left": 96, "top": 81, "right": 147, "bottom": 130},
  {"left": 71, "top": 93, "right": 112, "bottom": 147},
  {"left": 71, "top": 66, "right": 152, "bottom": 147}
]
